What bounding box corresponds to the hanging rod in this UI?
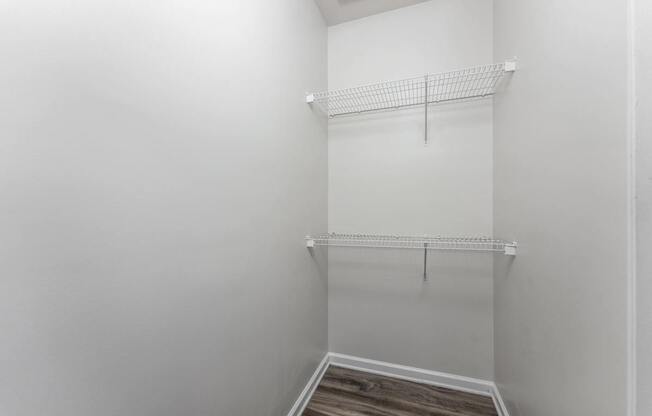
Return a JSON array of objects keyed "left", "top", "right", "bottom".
[
  {"left": 306, "top": 60, "right": 517, "bottom": 119},
  {"left": 305, "top": 233, "right": 517, "bottom": 255}
]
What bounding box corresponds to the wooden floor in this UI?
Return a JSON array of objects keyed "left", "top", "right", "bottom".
[{"left": 302, "top": 366, "right": 498, "bottom": 416}]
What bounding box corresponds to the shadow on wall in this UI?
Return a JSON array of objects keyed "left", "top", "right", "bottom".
[
  {"left": 307, "top": 244, "right": 329, "bottom": 290},
  {"left": 327, "top": 247, "right": 494, "bottom": 308}
]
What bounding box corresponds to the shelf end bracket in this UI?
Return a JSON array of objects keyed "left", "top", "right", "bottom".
[
  {"left": 306, "top": 93, "right": 315, "bottom": 104},
  {"left": 504, "top": 242, "right": 517, "bottom": 256},
  {"left": 504, "top": 59, "right": 518, "bottom": 72}
]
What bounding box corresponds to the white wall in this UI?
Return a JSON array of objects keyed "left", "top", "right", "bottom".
[
  {"left": 327, "top": 0, "right": 495, "bottom": 379},
  {"left": 637, "top": 0, "right": 652, "bottom": 413},
  {"left": 0, "top": 1, "right": 327, "bottom": 415},
  {"left": 493, "top": 0, "right": 629, "bottom": 415}
]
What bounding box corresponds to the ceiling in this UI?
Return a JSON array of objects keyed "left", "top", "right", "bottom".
[{"left": 314, "top": 0, "right": 431, "bottom": 26}]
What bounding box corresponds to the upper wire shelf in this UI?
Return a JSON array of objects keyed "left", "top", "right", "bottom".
[
  {"left": 306, "top": 61, "right": 516, "bottom": 118},
  {"left": 306, "top": 233, "right": 517, "bottom": 255}
]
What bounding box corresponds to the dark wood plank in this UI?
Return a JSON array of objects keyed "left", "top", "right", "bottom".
[{"left": 302, "top": 366, "right": 498, "bottom": 416}]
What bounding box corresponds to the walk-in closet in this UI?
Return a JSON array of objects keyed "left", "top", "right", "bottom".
[{"left": 0, "top": 0, "right": 649, "bottom": 415}]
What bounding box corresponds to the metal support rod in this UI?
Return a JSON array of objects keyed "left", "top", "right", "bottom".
[
  {"left": 423, "top": 242, "right": 428, "bottom": 281},
  {"left": 424, "top": 75, "right": 429, "bottom": 145}
]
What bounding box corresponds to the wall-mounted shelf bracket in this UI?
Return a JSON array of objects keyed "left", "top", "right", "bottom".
[
  {"left": 306, "top": 93, "right": 315, "bottom": 104},
  {"left": 504, "top": 242, "right": 517, "bottom": 256},
  {"left": 504, "top": 59, "right": 518, "bottom": 72}
]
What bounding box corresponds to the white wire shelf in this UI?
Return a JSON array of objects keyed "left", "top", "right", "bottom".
[
  {"left": 306, "top": 61, "right": 516, "bottom": 118},
  {"left": 306, "top": 233, "right": 517, "bottom": 255}
]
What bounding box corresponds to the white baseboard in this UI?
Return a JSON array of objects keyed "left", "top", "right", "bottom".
[
  {"left": 287, "top": 352, "right": 510, "bottom": 416},
  {"left": 490, "top": 383, "right": 511, "bottom": 416},
  {"left": 328, "top": 353, "right": 494, "bottom": 396},
  {"left": 286, "top": 353, "right": 330, "bottom": 416}
]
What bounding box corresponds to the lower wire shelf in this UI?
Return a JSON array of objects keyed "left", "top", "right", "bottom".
[
  {"left": 305, "top": 233, "right": 517, "bottom": 282},
  {"left": 305, "top": 233, "right": 517, "bottom": 255}
]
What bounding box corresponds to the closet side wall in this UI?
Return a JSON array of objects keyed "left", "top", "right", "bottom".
[
  {"left": 493, "top": 0, "right": 629, "bottom": 415},
  {"left": 637, "top": 1, "right": 652, "bottom": 413},
  {"left": 327, "top": 0, "right": 495, "bottom": 379},
  {"left": 0, "top": 1, "right": 327, "bottom": 415}
]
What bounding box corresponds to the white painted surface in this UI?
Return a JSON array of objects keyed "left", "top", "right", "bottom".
[
  {"left": 314, "top": 0, "right": 430, "bottom": 26},
  {"left": 637, "top": 0, "right": 652, "bottom": 413},
  {"left": 493, "top": 0, "right": 629, "bottom": 415},
  {"left": 327, "top": 0, "right": 495, "bottom": 379},
  {"left": 0, "top": 1, "right": 327, "bottom": 415}
]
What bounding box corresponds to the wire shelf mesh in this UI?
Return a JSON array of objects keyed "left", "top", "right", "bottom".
[
  {"left": 311, "top": 63, "right": 507, "bottom": 118},
  {"left": 306, "top": 233, "right": 516, "bottom": 253}
]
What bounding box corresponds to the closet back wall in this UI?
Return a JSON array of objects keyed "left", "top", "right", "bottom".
[
  {"left": 327, "top": 0, "right": 495, "bottom": 379},
  {"left": 0, "top": 1, "right": 327, "bottom": 415}
]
